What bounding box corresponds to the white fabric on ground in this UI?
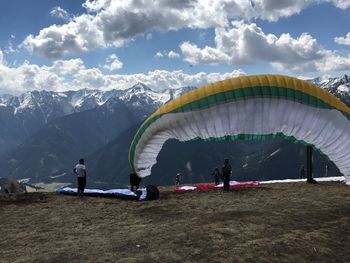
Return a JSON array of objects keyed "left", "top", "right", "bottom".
[
  {"left": 60, "top": 187, "right": 137, "bottom": 196},
  {"left": 177, "top": 186, "right": 197, "bottom": 191},
  {"left": 177, "top": 177, "right": 345, "bottom": 191},
  {"left": 258, "top": 176, "right": 345, "bottom": 184}
]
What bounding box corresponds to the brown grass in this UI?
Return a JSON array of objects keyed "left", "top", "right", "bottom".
[{"left": 0, "top": 182, "right": 349, "bottom": 263}]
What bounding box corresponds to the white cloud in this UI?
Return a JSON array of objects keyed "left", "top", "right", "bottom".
[
  {"left": 4, "top": 34, "right": 17, "bottom": 54},
  {"left": 50, "top": 59, "right": 85, "bottom": 75},
  {"left": 335, "top": 32, "right": 350, "bottom": 45},
  {"left": 180, "top": 21, "right": 350, "bottom": 73},
  {"left": 4, "top": 42, "right": 16, "bottom": 54},
  {"left": 253, "top": 0, "right": 314, "bottom": 22},
  {"left": 254, "top": 1, "right": 350, "bottom": 21},
  {"left": 82, "top": 0, "right": 110, "bottom": 13},
  {"left": 23, "top": 14, "right": 105, "bottom": 59},
  {"left": 0, "top": 50, "right": 3, "bottom": 64},
  {"left": 332, "top": 0, "right": 350, "bottom": 9},
  {"left": 0, "top": 60, "right": 66, "bottom": 94},
  {"left": 155, "top": 50, "right": 181, "bottom": 59},
  {"left": 313, "top": 53, "right": 350, "bottom": 72},
  {"left": 103, "top": 54, "right": 123, "bottom": 71},
  {"left": 23, "top": 0, "right": 350, "bottom": 59},
  {"left": 180, "top": 42, "right": 231, "bottom": 65},
  {"left": 154, "top": 52, "right": 164, "bottom": 58},
  {"left": 107, "top": 69, "right": 246, "bottom": 91},
  {"left": 206, "top": 70, "right": 246, "bottom": 83},
  {"left": 168, "top": 51, "right": 180, "bottom": 59},
  {"left": 271, "top": 53, "right": 350, "bottom": 73},
  {"left": 73, "top": 68, "right": 107, "bottom": 88},
  {"left": 50, "top": 6, "right": 71, "bottom": 21},
  {"left": 0, "top": 50, "right": 245, "bottom": 94}
]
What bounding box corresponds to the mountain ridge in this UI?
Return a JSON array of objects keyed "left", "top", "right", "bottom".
[
  {"left": 0, "top": 74, "right": 348, "bottom": 185},
  {"left": 0, "top": 83, "right": 195, "bottom": 155}
]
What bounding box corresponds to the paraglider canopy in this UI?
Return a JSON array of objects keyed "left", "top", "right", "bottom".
[{"left": 129, "top": 74, "right": 350, "bottom": 184}]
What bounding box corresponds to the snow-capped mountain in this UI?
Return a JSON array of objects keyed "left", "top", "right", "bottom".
[
  {"left": 0, "top": 75, "right": 349, "bottom": 156},
  {"left": 0, "top": 83, "right": 195, "bottom": 156},
  {"left": 121, "top": 83, "right": 170, "bottom": 105},
  {"left": 0, "top": 94, "right": 13, "bottom": 106},
  {"left": 309, "top": 74, "right": 349, "bottom": 89},
  {"left": 309, "top": 74, "right": 350, "bottom": 106},
  {"left": 0, "top": 83, "right": 191, "bottom": 119},
  {"left": 1, "top": 89, "right": 118, "bottom": 119},
  {"left": 1, "top": 73, "right": 349, "bottom": 119},
  {"left": 0, "top": 76, "right": 348, "bottom": 184}
]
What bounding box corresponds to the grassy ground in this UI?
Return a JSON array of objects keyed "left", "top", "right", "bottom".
[
  {"left": 0, "top": 182, "right": 349, "bottom": 263},
  {"left": 26, "top": 182, "right": 71, "bottom": 193}
]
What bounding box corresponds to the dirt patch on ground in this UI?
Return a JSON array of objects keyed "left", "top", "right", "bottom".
[
  {"left": 0, "top": 192, "right": 47, "bottom": 206},
  {"left": 0, "top": 182, "right": 349, "bottom": 262}
]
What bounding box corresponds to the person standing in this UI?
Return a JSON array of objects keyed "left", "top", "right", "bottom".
[
  {"left": 213, "top": 167, "right": 220, "bottom": 186},
  {"left": 73, "top": 158, "right": 87, "bottom": 197},
  {"left": 130, "top": 172, "right": 142, "bottom": 192},
  {"left": 222, "top": 158, "right": 232, "bottom": 191},
  {"left": 175, "top": 173, "right": 182, "bottom": 188}
]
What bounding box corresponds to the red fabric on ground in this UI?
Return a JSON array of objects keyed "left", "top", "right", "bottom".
[{"left": 196, "top": 184, "right": 217, "bottom": 190}]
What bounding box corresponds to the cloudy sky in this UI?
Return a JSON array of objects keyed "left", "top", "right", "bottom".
[{"left": 1, "top": 0, "right": 350, "bottom": 94}]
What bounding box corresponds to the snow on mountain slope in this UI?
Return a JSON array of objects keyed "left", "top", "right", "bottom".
[
  {"left": 309, "top": 74, "right": 350, "bottom": 106},
  {"left": 1, "top": 74, "right": 349, "bottom": 116},
  {"left": 0, "top": 84, "right": 183, "bottom": 116},
  {"left": 0, "top": 94, "right": 13, "bottom": 106},
  {"left": 0, "top": 75, "right": 348, "bottom": 156},
  {"left": 0, "top": 82, "right": 197, "bottom": 119},
  {"left": 120, "top": 83, "right": 170, "bottom": 106},
  {"left": 0, "top": 83, "right": 191, "bottom": 155},
  {"left": 0, "top": 76, "right": 349, "bottom": 183}
]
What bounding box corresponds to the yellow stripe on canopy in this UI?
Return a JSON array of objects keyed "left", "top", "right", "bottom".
[{"left": 148, "top": 74, "right": 350, "bottom": 121}]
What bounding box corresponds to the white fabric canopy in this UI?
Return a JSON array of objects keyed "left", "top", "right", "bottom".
[{"left": 135, "top": 98, "right": 350, "bottom": 184}]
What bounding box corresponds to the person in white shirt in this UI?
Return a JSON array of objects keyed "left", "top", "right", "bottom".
[{"left": 73, "top": 158, "right": 87, "bottom": 197}]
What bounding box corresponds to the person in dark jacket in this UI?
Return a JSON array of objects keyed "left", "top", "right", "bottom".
[
  {"left": 130, "top": 172, "right": 142, "bottom": 192},
  {"left": 222, "top": 158, "right": 232, "bottom": 191},
  {"left": 213, "top": 167, "right": 221, "bottom": 185},
  {"left": 175, "top": 172, "right": 182, "bottom": 187}
]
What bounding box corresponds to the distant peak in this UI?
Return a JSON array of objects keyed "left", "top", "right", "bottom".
[
  {"left": 339, "top": 74, "right": 349, "bottom": 82},
  {"left": 135, "top": 81, "right": 146, "bottom": 86},
  {"left": 135, "top": 82, "right": 149, "bottom": 88},
  {"left": 128, "top": 82, "right": 153, "bottom": 92}
]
